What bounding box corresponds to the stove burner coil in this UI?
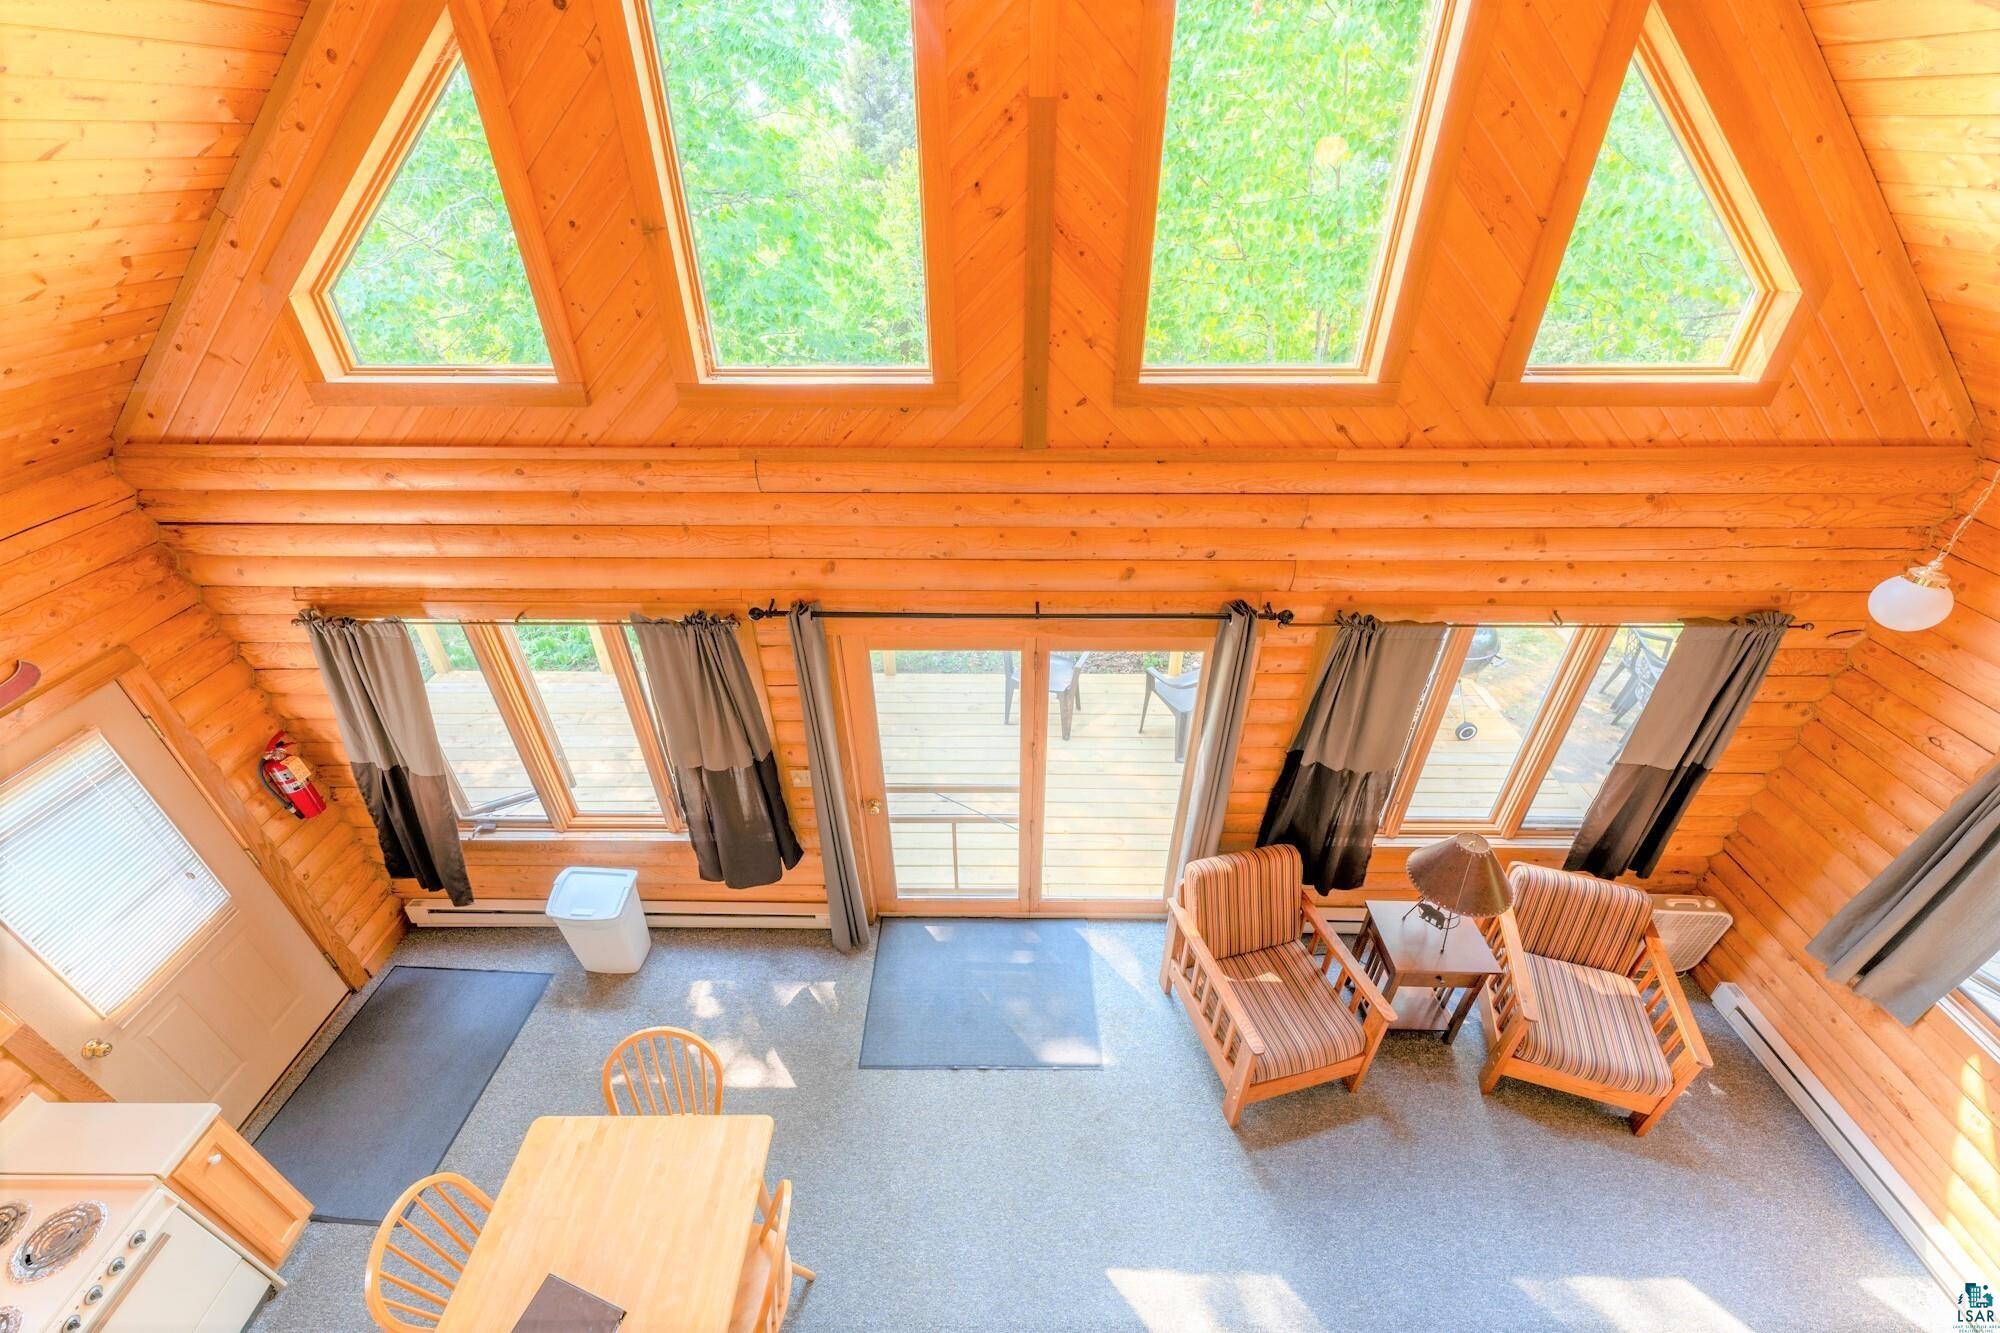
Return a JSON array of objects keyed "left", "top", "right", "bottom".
[
  {"left": 8, "top": 1201, "right": 105, "bottom": 1283},
  {"left": 0, "top": 1204, "right": 26, "bottom": 1253},
  {"left": 0, "top": 1305, "right": 20, "bottom": 1333}
]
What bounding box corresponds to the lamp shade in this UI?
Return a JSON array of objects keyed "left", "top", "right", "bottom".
[
  {"left": 1868, "top": 567, "right": 1954, "bottom": 633},
  {"left": 1405, "top": 832, "right": 1511, "bottom": 919}
]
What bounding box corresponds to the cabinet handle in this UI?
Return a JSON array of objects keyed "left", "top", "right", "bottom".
[{"left": 206, "top": 1152, "right": 223, "bottom": 1167}]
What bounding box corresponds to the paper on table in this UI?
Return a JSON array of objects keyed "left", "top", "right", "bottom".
[{"left": 510, "top": 1273, "right": 626, "bottom": 1331}]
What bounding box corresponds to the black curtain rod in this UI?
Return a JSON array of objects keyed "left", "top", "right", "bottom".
[
  {"left": 346, "top": 608, "right": 1814, "bottom": 631},
  {"left": 744, "top": 603, "right": 1292, "bottom": 624}
]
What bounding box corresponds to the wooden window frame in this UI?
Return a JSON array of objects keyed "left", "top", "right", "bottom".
[
  {"left": 444, "top": 623, "right": 688, "bottom": 836},
  {"left": 1488, "top": 1, "right": 1814, "bottom": 408},
  {"left": 281, "top": 0, "right": 587, "bottom": 409},
  {"left": 1111, "top": 0, "right": 1489, "bottom": 407},
  {"left": 1380, "top": 624, "right": 1624, "bottom": 841},
  {"left": 596, "top": 0, "right": 959, "bottom": 406}
]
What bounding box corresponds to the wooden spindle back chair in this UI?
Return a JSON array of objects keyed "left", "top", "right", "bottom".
[
  {"left": 601, "top": 1025, "right": 725, "bottom": 1116},
  {"left": 736, "top": 1179, "right": 815, "bottom": 1333},
  {"left": 363, "top": 1172, "right": 493, "bottom": 1330}
]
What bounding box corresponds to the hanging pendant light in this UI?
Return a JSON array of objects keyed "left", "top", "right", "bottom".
[{"left": 1869, "top": 464, "right": 1999, "bottom": 634}]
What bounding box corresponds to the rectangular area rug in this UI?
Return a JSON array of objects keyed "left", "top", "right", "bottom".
[
  {"left": 859, "top": 918, "right": 1102, "bottom": 1069},
  {"left": 254, "top": 964, "right": 551, "bottom": 1223}
]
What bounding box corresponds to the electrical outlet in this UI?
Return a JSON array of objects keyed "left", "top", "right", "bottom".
[{"left": 790, "top": 770, "right": 811, "bottom": 788}]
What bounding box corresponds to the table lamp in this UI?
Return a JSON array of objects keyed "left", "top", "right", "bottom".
[{"left": 1405, "top": 832, "right": 1512, "bottom": 951}]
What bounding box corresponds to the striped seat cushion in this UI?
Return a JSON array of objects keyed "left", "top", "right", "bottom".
[
  {"left": 1517, "top": 953, "right": 1673, "bottom": 1098},
  {"left": 1215, "top": 942, "right": 1366, "bottom": 1082},
  {"left": 1511, "top": 864, "right": 1651, "bottom": 973},
  {"left": 1181, "top": 844, "right": 1302, "bottom": 959}
]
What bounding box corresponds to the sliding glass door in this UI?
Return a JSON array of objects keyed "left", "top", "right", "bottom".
[
  {"left": 1039, "top": 645, "right": 1202, "bottom": 903},
  {"left": 868, "top": 644, "right": 1024, "bottom": 904},
  {"left": 838, "top": 626, "right": 1207, "bottom": 916}
]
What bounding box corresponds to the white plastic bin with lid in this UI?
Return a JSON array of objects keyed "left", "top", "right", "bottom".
[{"left": 546, "top": 866, "right": 649, "bottom": 972}]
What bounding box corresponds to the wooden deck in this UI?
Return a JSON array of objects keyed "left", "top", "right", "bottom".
[
  {"left": 422, "top": 662, "right": 1598, "bottom": 890},
  {"left": 872, "top": 665, "right": 1187, "bottom": 900},
  {"left": 423, "top": 669, "right": 657, "bottom": 817}
]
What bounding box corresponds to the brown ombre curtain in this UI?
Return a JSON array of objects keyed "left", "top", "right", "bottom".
[
  {"left": 1257, "top": 614, "right": 1447, "bottom": 891},
  {"left": 630, "top": 613, "right": 802, "bottom": 889},
  {"left": 1567, "top": 612, "right": 1793, "bottom": 880},
  {"left": 300, "top": 612, "right": 471, "bottom": 905},
  {"left": 787, "top": 602, "right": 869, "bottom": 953},
  {"left": 1165, "top": 601, "right": 1260, "bottom": 891},
  {"left": 1809, "top": 762, "right": 2000, "bottom": 1026}
]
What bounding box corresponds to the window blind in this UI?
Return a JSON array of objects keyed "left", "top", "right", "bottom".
[{"left": 0, "top": 730, "right": 232, "bottom": 1016}]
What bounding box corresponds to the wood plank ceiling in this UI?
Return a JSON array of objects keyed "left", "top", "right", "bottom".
[
  {"left": 0, "top": 0, "right": 1989, "bottom": 456},
  {"left": 91, "top": 0, "right": 1978, "bottom": 449},
  {"left": 0, "top": 0, "right": 309, "bottom": 476},
  {"left": 1802, "top": 0, "right": 2000, "bottom": 436}
]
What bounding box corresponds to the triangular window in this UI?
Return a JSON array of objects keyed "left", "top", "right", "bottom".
[
  {"left": 1530, "top": 62, "right": 1754, "bottom": 367},
  {"left": 1498, "top": 6, "right": 1803, "bottom": 398},
  {"left": 286, "top": 11, "right": 580, "bottom": 404},
  {"left": 329, "top": 60, "right": 550, "bottom": 368}
]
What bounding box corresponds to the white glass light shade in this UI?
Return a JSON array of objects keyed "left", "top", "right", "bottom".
[{"left": 1868, "top": 565, "right": 1954, "bottom": 633}]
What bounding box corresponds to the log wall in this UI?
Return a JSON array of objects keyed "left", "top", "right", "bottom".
[
  {"left": 1697, "top": 467, "right": 2000, "bottom": 1277},
  {"left": 0, "top": 458, "right": 403, "bottom": 985}
]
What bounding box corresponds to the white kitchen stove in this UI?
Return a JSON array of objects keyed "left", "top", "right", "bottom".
[{"left": 0, "top": 1176, "right": 264, "bottom": 1332}]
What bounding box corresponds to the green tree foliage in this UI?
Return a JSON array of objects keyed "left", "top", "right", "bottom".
[
  {"left": 650, "top": 0, "right": 927, "bottom": 368},
  {"left": 1530, "top": 64, "right": 1755, "bottom": 366},
  {"left": 330, "top": 64, "right": 551, "bottom": 367},
  {"left": 1145, "top": 0, "right": 1436, "bottom": 367}
]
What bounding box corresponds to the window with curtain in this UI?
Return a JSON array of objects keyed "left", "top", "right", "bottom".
[
  {"left": 1379, "top": 623, "right": 1684, "bottom": 840},
  {"left": 405, "top": 620, "right": 686, "bottom": 833},
  {"left": 0, "top": 730, "right": 233, "bottom": 1016}
]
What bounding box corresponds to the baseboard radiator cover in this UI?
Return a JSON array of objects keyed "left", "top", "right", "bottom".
[
  {"left": 1713, "top": 982, "right": 1972, "bottom": 1296},
  {"left": 404, "top": 900, "right": 830, "bottom": 931}
]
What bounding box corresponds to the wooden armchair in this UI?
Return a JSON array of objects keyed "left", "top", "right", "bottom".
[
  {"left": 1478, "top": 864, "right": 1711, "bottom": 1136},
  {"left": 1159, "top": 844, "right": 1395, "bottom": 1126}
]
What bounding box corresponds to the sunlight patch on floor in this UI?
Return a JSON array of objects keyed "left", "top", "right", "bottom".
[
  {"left": 1108, "top": 1269, "right": 1329, "bottom": 1333},
  {"left": 1083, "top": 924, "right": 1155, "bottom": 996},
  {"left": 1858, "top": 1275, "right": 1947, "bottom": 1327},
  {"left": 711, "top": 1037, "right": 796, "bottom": 1089},
  {"left": 1514, "top": 1276, "right": 1755, "bottom": 1331},
  {"left": 771, "top": 979, "right": 841, "bottom": 1010}
]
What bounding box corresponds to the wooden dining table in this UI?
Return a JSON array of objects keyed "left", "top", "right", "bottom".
[{"left": 438, "top": 1114, "right": 774, "bottom": 1331}]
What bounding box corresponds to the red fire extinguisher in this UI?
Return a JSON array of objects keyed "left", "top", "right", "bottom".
[{"left": 259, "top": 732, "right": 328, "bottom": 819}]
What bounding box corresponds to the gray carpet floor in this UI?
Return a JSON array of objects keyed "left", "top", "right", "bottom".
[{"left": 249, "top": 923, "right": 1945, "bottom": 1332}]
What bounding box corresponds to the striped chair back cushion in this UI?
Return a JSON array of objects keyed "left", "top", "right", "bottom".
[
  {"left": 1180, "top": 845, "right": 1303, "bottom": 959},
  {"left": 1509, "top": 863, "right": 1651, "bottom": 974}
]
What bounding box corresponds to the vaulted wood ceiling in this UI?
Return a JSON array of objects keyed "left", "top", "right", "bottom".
[
  {"left": 2, "top": 0, "right": 308, "bottom": 476},
  {"left": 5, "top": 0, "right": 1993, "bottom": 466},
  {"left": 1802, "top": 0, "right": 2000, "bottom": 437}
]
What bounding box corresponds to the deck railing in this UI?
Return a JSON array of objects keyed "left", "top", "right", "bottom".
[{"left": 884, "top": 782, "right": 1020, "bottom": 894}]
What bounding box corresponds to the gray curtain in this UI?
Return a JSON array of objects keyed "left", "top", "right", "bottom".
[
  {"left": 1567, "top": 611, "right": 1793, "bottom": 880},
  {"left": 299, "top": 613, "right": 471, "bottom": 905},
  {"left": 787, "top": 603, "right": 869, "bottom": 953},
  {"left": 1808, "top": 763, "right": 2000, "bottom": 1026},
  {"left": 630, "top": 613, "right": 802, "bottom": 889},
  {"left": 1165, "top": 600, "right": 1260, "bottom": 890},
  {"left": 1256, "top": 613, "right": 1447, "bottom": 891}
]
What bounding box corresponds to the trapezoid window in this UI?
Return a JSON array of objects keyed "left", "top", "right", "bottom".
[
  {"left": 1528, "top": 61, "right": 1755, "bottom": 368},
  {"left": 644, "top": 0, "right": 930, "bottom": 372},
  {"left": 1140, "top": 0, "right": 1447, "bottom": 371}
]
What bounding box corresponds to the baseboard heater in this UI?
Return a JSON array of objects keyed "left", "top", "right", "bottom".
[
  {"left": 1713, "top": 982, "right": 1971, "bottom": 1296},
  {"left": 404, "top": 899, "right": 829, "bottom": 931}
]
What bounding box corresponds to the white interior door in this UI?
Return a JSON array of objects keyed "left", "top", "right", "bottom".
[{"left": 0, "top": 683, "right": 346, "bottom": 1123}]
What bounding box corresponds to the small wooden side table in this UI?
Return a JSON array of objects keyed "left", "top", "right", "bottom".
[{"left": 1353, "top": 900, "right": 1504, "bottom": 1043}]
